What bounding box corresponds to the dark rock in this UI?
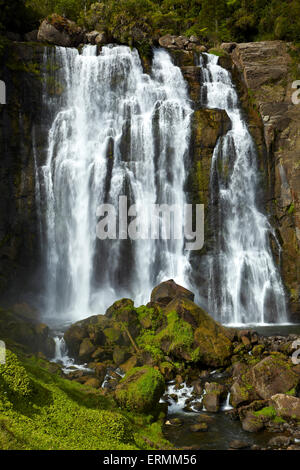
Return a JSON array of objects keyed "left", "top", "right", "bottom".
[
  {"left": 24, "top": 30, "right": 38, "bottom": 42},
  {"left": 229, "top": 440, "right": 250, "bottom": 449},
  {"left": 38, "top": 15, "right": 83, "bottom": 47},
  {"left": 150, "top": 279, "right": 194, "bottom": 305},
  {"left": 242, "top": 412, "right": 264, "bottom": 432}
]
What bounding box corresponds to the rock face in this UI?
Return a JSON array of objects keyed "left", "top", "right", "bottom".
[
  {"left": 38, "top": 15, "right": 84, "bottom": 47},
  {"left": 0, "top": 42, "right": 55, "bottom": 298},
  {"left": 271, "top": 393, "right": 300, "bottom": 419},
  {"left": 64, "top": 281, "right": 233, "bottom": 370},
  {"left": 158, "top": 34, "right": 206, "bottom": 52},
  {"left": 114, "top": 366, "right": 165, "bottom": 413},
  {"left": 230, "top": 41, "right": 300, "bottom": 318}
]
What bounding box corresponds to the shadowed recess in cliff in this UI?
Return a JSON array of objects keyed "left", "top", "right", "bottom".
[
  {"left": 39, "top": 45, "right": 193, "bottom": 323},
  {"left": 199, "top": 53, "right": 287, "bottom": 325}
]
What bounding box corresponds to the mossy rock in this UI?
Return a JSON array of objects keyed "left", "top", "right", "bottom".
[
  {"left": 115, "top": 366, "right": 165, "bottom": 413},
  {"left": 0, "top": 350, "right": 32, "bottom": 399}
]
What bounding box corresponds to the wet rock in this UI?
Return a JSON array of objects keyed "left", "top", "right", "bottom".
[
  {"left": 114, "top": 366, "right": 165, "bottom": 413},
  {"left": 241, "top": 412, "right": 264, "bottom": 432},
  {"left": 268, "top": 435, "right": 291, "bottom": 448},
  {"left": 197, "top": 413, "right": 215, "bottom": 423},
  {"left": 229, "top": 440, "right": 250, "bottom": 449},
  {"left": 95, "top": 32, "right": 107, "bottom": 47},
  {"left": 24, "top": 30, "right": 38, "bottom": 42},
  {"left": 190, "top": 423, "right": 208, "bottom": 432},
  {"left": 271, "top": 394, "right": 300, "bottom": 419},
  {"left": 203, "top": 382, "right": 226, "bottom": 412},
  {"left": 166, "top": 418, "right": 183, "bottom": 426},
  {"left": 85, "top": 30, "right": 100, "bottom": 45}
]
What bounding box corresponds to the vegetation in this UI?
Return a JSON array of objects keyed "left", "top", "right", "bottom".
[
  {"left": 0, "top": 349, "right": 170, "bottom": 450},
  {"left": 0, "top": 0, "right": 300, "bottom": 45}
]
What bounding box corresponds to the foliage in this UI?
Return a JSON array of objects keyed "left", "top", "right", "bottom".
[
  {"left": 0, "top": 351, "right": 170, "bottom": 450},
  {"left": 1, "top": 0, "right": 299, "bottom": 45}
]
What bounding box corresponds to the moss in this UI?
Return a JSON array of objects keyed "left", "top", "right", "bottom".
[
  {"left": 286, "top": 387, "right": 297, "bottom": 396},
  {"left": 0, "top": 350, "right": 32, "bottom": 399},
  {"left": 0, "top": 352, "right": 171, "bottom": 450},
  {"left": 103, "top": 327, "right": 121, "bottom": 343},
  {"left": 155, "top": 310, "right": 194, "bottom": 357},
  {"left": 254, "top": 406, "right": 277, "bottom": 419},
  {"left": 208, "top": 48, "right": 227, "bottom": 57},
  {"left": 115, "top": 366, "right": 165, "bottom": 414}
]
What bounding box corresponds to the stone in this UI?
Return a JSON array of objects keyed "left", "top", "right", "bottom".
[
  {"left": 268, "top": 435, "right": 291, "bottom": 448},
  {"left": 85, "top": 30, "right": 100, "bottom": 45},
  {"left": 220, "top": 42, "right": 237, "bottom": 53},
  {"left": 203, "top": 382, "right": 226, "bottom": 412},
  {"left": 79, "top": 338, "right": 96, "bottom": 361},
  {"left": 190, "top": 423, "right": 208, "bottom": 432},
  {"left": 37, "top": 15, "right": 83, "bottom": 47},
  {"left": 114, "top": 366, "right": 165, "bottom": 413},
  {"left": 250, "top": 356, "right": 299, "bottom": 399},
  {"left": 95, "top": 32, "right": 107, "bottom": 47},
  {"left": 158, "top": 35, "right": 177, "bottom": 49},
  {"left": 150, "top": 279, "right": 194, "bottom": 305},
  {"left": 242, "top": 412, "right": 264, "bottom": 432},
  {"left": 271, "top": 394, "right": 300, "bottom": 419},
  {"left": 229, "top": 440, "right": 249, "bottom": 449}
]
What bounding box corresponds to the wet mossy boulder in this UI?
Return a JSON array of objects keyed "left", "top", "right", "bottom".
[
  {"left": 114, "top": 366, "right": 165, "bottom": 413},
  {"left": 160, "top": 297, "right": 233, "bottom": 367}
]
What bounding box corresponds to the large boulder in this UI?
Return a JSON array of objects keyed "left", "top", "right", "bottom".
[
  {"left": 38, "top": 15, "right": 84, "bottom": 47},
  {"left": 249, "top": 356, "right": 299, "bottom": 399},
  {"left": 156, "top": 296, "right": 232, "bottom": 367},
  {"left": 150, "top": 279, "right": 194, "bottom": 306},
  {"left": 271, "top": 394, "right": 300, "bottom": 420},
  {"left": 114, "top": 366, "right": 165, "bottom": 413},
  {"left": 203, "top": 382, "right": 226, "bottom": 412}
]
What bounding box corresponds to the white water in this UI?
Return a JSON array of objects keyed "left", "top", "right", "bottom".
[
  {"left": 200, "top": 54, "right": 287, "bottom": 325},
  {"left": 53, "top": 336, "right": 91, "bottom": 373},
  {"left": 41, "top": 45, "right": 192, "bottom": 323}
]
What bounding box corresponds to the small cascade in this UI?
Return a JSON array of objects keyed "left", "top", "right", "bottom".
[{"left": 53, "top": 336, "right": 90, "bottom": 373}]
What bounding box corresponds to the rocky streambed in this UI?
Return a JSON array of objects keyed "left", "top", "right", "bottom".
[{"left": 1, "top": 279, "right": 300, "bottom": 450}]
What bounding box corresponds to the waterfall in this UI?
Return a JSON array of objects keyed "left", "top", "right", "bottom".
[
  {"left": 40, "top": 45, "right": 192, "bottom": 323},
  {"left": 200, "top": 54, "right": 287, "bottom": 325}
]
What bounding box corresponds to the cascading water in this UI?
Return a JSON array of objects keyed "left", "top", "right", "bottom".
[
  {"left": 40, "top": 45, "right": 192, "bottom": 323},
  {"left": 199, "top": 53, "right": 287, "bottom": 325}
]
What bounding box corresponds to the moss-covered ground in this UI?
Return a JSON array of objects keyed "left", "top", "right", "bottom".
[{"left": 0, "top": 349, "right": 171, "bottom": 450}]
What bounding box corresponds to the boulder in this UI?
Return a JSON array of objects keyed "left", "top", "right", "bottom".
[
  {"left": 158, "top": 35, "right": 177, "bottom": 49},
  {"left": 220, "top": 42, "right": 237, "bottom": 53},
  {"left": 114, "top": 366, "right": 165, "bottom": 413},
  {"left": 241, "top": 412, "right": 264, "bottom": 432},
  {"left": 250, "top": 356, "right": 299, "bottom": 399},
  {"left": 203, "top": 382, "right": 226, "bottom": 412},
  {"left": 150, "top": 279, "right": 194, "bottom": 305},
  {"left": 79, "top": 338, "right": 96, "bottom": 361},
  {"left": 38, "top": 15, "right": 83, "bottom": 47},
  {"left": 271, "top": 394, "right": 300, "bottom": 420},
  {"left": 268, "top": 435, "right": 291, "bottom": 448},
  {"left": 95, "top": 32, "right": 107, "bottom": 47},
  {"left": 190, "top": 423, "right": 208, "bottom": 432},
  {"left": 229, "top": 440, "right": 249, "bottom": 449},
  {"left": 85, "top": 30, "right": 100, "bottom": 45}
]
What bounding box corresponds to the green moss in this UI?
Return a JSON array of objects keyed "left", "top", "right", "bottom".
[
  {"left": 287, "top": 202, "right": 295, "bottom": 214},
  {"left": 286, "top": 387, "right": 297, "bottom": 396},
  {"left": 254, "top": 406, "right": 277, "bottom": 419},
  {"left": 103, "top": 327, "right": 121, "bottom": 343},
  {"left": 155, "top": 310, "right": 194, "bottom": 355},
  {"left": 0, "top": 352, "right": 171, "bottom": 450},
  {"left": 208, "top": 48, "right": 227, "bottom": 57},
  {"left": 0, "top": 350, "right": 32, "bottom": 399},
  {"left": 115, "top": 366, "right": 165, "bottom": 414}
]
